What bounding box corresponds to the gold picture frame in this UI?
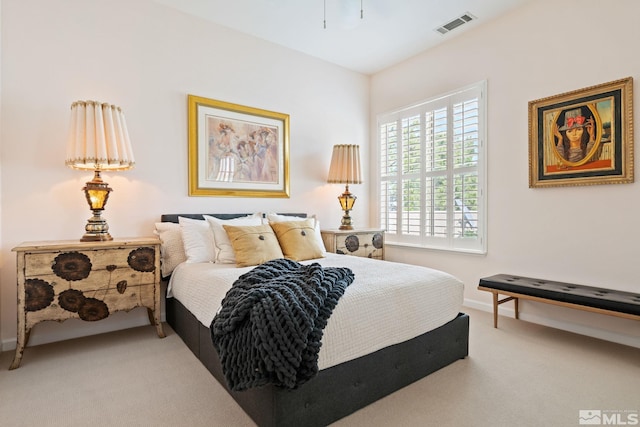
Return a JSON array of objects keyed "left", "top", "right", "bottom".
[
  {"left": 528, "top": 77, "right": 633, "bottom": 188},
  {"left": 188, "top": 94, "right": 290, "bottom": 197}
]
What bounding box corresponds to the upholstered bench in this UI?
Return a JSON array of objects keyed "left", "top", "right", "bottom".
[{"left": 478, "top": 274, "right": 640, "bottom": 328}]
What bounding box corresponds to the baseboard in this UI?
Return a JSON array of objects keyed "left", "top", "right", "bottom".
[
  {"left": 1, "top": 307, "right": 167, "bottom": 353},
  {"left": 2, "top": 338, "right": 16, "bottom": 352},
  {"left": 464, "top": 298, "right": 640, "bottom": 349},
  {"left": 1, "top": 317, "right": 150, "bottom": 353}
]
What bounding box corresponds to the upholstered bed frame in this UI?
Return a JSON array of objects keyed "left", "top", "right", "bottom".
[{"left": 161, "top": 214, "right": 470, "bottom": 427}]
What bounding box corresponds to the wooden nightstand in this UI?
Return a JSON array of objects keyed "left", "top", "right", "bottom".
[
  {"left": 321, "top": 229, "right": 385, "bottom": 260},
  {"left": 10, "top": 237, "right": 165, "bottom": 369}
]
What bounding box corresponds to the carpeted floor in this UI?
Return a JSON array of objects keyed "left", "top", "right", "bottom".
[{"left": 0, "top": 307, "right": 638, "bottom": 426}]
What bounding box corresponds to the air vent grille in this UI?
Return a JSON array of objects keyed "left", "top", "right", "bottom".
[{"left": 435, "top": 12, "right": 475, "bottom": 35}]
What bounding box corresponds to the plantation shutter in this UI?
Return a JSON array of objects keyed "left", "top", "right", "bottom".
[{"left": 378, "top": 82, "right": 486, "bottom": 253}]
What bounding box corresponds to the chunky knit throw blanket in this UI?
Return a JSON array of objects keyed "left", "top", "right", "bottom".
[{"left": 211, "top": 258, "right": 354, "bottom": 391}]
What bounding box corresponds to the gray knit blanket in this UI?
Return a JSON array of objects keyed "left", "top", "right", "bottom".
[{"left": 211, "top": 258, "right": 354, "bottom": 391}]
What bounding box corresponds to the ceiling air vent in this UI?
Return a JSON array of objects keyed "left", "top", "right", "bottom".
[{"left": 435, "top": 12, "right": 475, "bottom": 35}]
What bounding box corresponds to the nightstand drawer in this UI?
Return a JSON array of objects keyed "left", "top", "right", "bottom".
[{"left": 321, "top": 229, "right": 385, "bottom": 260}]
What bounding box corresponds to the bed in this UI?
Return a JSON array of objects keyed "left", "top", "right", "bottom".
[{"left": 158, "top": 213, "right": 469, "bottom": 427}]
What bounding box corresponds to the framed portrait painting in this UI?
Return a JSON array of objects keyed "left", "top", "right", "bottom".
[
  {"left": 188, "top": 95, "right": 290, "bottom": 197},
  {"left": 528, "top": 77, "right": 633, "bottom": 188}
]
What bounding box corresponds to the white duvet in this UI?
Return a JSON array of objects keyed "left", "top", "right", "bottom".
[{"left": 168, "top": 253, "right": 463, "bottom": 370}]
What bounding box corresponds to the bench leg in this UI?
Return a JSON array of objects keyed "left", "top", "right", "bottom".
[
  {"left": 492, "top": 292, "right": 499, "bottom": 328},
  {"left": 491, "top": 293, "right": 519, "bottom": 329}
]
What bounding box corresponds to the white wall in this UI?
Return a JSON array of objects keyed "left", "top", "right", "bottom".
[
  {"left": 2, "top": 0, "right": 637, "bottom": 352},
  {"left": 0, "top": 1, "right": 3, "bottom": 341},
  {"left": 371, "top": 0, "right": 640, "bottom": 347},
  {"left": 0, "top": 0, "right": 370, "bottom": 349}
]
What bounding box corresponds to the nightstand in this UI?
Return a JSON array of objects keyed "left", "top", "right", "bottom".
[
  {"left": 321, "top": 229, "right": 385, "bottom": 260},
  {"left": 10, "top": 237, "right": 165, "bottom": 369}
]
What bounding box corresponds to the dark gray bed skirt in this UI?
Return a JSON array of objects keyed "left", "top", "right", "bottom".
[{"left": 167, "top": 295, "right": 469, "bottom": 427}]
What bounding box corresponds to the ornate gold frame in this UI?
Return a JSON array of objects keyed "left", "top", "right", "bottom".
[
  {"left": 528, "top": 77, "right": 633, "bottom": 188},
  {"left": 188, "top": 95, "right": 290, "bottom": 197}
]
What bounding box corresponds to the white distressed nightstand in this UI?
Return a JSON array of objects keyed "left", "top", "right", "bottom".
[
  {"left": 10, "top": 237, "right": 165, "bottom": 369},
  {"left": 321, "top": 229, "right": 385, "bottom": 260}
]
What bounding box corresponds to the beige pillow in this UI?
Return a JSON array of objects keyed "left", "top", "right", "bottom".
[
  {"left": 266, "top": 213, "right": 327, "bottom": 255},
  {"left": 270, "top": 219, "right": 325, "bottom": 261},
  {"left": 222, "top": 224, "right": 284, "bottom": 267},
  {"left": 205, "top": 214, "right": 262, "bottom": 264}
]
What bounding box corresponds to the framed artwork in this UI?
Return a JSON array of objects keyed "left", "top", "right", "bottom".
[
  {"left": 188, "top": 95, "right": 290, "bottom": 197},
  {"left": 528, "top": 77, "right": 633, "bottom": 188}
]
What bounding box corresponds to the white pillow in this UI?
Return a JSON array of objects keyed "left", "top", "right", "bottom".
[
  {"left": 178, "top": 216, "right": 216, "bottom": 263},
  {"left": 205, "top": 214, "right": 263, "bottom": 263},
  {"left": 154, "top": 222, "right": 187, "bottom": 277},
  {"left": 265, "top": 213, "right": 327, "bottom": 255},
  {"left": 265, "top": 213, "right": 308, "bottom": 223}
]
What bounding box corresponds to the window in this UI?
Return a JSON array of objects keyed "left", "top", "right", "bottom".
[{"left": 377, "top": 81, "right": 486, "bottom": 253}]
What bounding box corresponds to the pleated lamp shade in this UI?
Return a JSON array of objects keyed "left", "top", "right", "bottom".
[
  {"left": 327, "top": 144, "right": 362, "bottom": 184},
  {"left": 66, "top": 100, "right": 135, "bottom": 171}
]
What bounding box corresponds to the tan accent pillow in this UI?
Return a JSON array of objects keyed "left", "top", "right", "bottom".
[
  {"left": 205, "top": 214, "right": 262, "bottom": 264},
  {"left": 270, "top": 219, "right": 325, "bottom": 261},
  {"left": 265, "top": 213, "right": 327, "bottom": 255},
  {"left": 222, "top": 224, "right": 284, "bottom": 267}
]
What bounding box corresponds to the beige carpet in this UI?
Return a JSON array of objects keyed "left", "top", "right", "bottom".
[{"left": 1, "top": 307, "right": 638, "bottom": 427}]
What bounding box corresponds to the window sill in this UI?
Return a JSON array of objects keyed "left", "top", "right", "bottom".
[{"left": 384, "top": 240, "right": 487, "bottom": 256}]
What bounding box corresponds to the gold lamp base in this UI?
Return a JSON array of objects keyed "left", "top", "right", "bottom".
[
  {"left": 80, "top": 171, "right": 113, "bottom": 242},
  {"left": 338, "top": 184, "right": 356, "bottom": 230},
  {"left": 339, "top": 215, "right": 354, "bottom": 230},
  {"left": 81, "top": 211, "right": 113, "bottom": 242}
]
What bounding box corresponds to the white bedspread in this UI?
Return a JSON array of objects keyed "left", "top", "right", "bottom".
[{"left": 168, "top": 253, "right": 463, "bottom": 370}]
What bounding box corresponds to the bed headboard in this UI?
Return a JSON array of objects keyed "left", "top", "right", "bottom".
[{"left": 160, "top": 213, "right": 307, "bottom": 223}]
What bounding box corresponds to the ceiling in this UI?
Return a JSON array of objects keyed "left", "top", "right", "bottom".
[{"left": 153, "top": 0, "right": 533, "bottom": 75}]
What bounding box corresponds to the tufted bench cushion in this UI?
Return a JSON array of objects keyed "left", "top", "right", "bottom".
[{"left": 478, "top": 274, "right": 640, "bottom": 328}]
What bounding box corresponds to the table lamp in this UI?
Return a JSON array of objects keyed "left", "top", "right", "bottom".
[
  {"left": 66, "top": 100, "right": 135, "bottom": 241},
  {"left": 327, "top": 144, "right": 362, "bottom": 230}
]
